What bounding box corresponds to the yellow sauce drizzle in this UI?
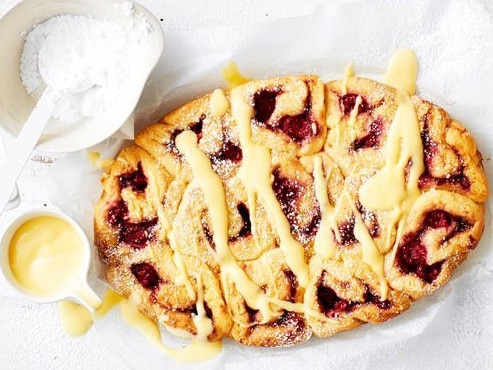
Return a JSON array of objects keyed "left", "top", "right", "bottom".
[
  {"left": 169, "top": 245, "right": 196, "bottom": 301},
  {"left": 120, "top": 299, "right": 162, "bottom": 344},
  {"left": 191, "top": 275, "right": 214, "bottom": 341},
  {"left": 120, "top": 299, "right": 222, "bottom": 363},
  {"left": 230, "top": 87, "right": 310, "bottom": 288},
  {"left": 360, "top": 50, "right": 424, "bottom": 268},
  {"left": 347, "top": 196, "right": 388, "bottom": 299},
  {"left": 175, "top": 130, "right": 274, "bottom": 320},
  {"left": 94, "top": 289, "right": 124, "bottom": 318},
  {"left": 312, "top": 156, "right": 336, "bottom": 259},
  {"left": 146, "top": 169, "right": 170, "bottom": 240},
  {"left": 266, "top": 295, "right": 338, "bottom": 323},
  {"left": 358, "top": 90, "right": 423, "bottom": 211},
  {"left": 383, "top": 48, "right": 418, "bottom": 96},
  {"left": 88, "top": 151, "right": 114, "bottom": 170},
  {"left": 348, "top": 95, "right": 362, "bottom": 146},
  {"left": 222, "top": 61, "right": 251, "bottom": 88},
  {"left": 58, "top": 300, "right": 94, "bottom": 336},
  {"left": 9, "top": 216, "right": 85, "bottom": 297},
  {"left": 57, "top": 287, "right": 221, "bottom": 362},
  {"left": 342, "top": 62, "right": 355, "bottom": 95},
  {"left": 120, "top": 300, "right": 222, "bottom": 363},
  {"left": 58, "top": 288, "right": 122, "bottom": 337},
  {"left": 209, "top": 88, "right": 229, "bottom": 117}
]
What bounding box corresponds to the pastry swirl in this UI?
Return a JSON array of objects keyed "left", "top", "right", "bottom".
[{"left": 94, "top": 75, "right": 487, "bottom": 347}]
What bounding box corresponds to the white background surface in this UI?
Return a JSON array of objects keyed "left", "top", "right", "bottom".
[{"left": 1, "top": 0, "right": 493, "bottom": 369}]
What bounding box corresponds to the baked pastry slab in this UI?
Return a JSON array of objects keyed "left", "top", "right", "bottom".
[{"left": 94, "top": 75, "right": 488, "bottom": 347}]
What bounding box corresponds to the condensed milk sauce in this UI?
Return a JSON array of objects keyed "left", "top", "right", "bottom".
[
  {"left": 8, "top": 214, "right": 103, "bottom": 336},
  {"left": 9, "top": 216, "right": 85, "bottom": 297}
]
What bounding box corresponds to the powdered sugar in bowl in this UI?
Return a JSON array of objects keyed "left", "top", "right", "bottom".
[{"left": 0, "top": 0, "right": 164, "bottom": 152}]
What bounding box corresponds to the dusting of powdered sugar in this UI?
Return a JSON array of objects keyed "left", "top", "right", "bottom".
[{"left": 20, "top": 3, "right": 154, "bottom": 125}]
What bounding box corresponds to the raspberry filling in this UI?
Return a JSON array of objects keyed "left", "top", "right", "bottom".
[
  {"left": 246, "top": 310, "right": 307, "bottom": 344},
  {"left": 283, "top": 269, "right": 298, "bottom": 303},
  {"left": 245, "top": 304, "right": 260, "bottom": 324},
  {"left": 353, "top": 117, "right": 384, "bottom": 151},
  {"left": 356, "top": 202, "right": 380, "bottom": 238},
  {"left": 130, "top": 262, "right": 162, "bottom": 290},
  {"left": 337, "top": 216, "right": 357, "bottom": 246},
  {"left": 202, "top": 219, "right": 215, "bottom": 249},
  {"left": 275, "top": 99, "right": 317, "bottom": 144},
  {"left": 272, "top": 167, "right": 320, "bottom": 241},
  {"left": 204, "top": 202, "right": 252, "bottom": 246},
  {"left": 317, "top": 273, "right": 390, "bottom": 317},
  {"left": 107, "top": 199, "right": 128, "bottom": 227},
  {"left": 272, "top": 167, "right": 302, "bottom": 225},
  {"left": 418, "top": 122, "right": 471, "bottom": 191},
  {"left": 210, "top": 140, "right": 243, "bottom": 164},
  {"left": 340, "top": 93, "right": 371, "bottom": 115},
  {"left": 253, "top": 89, "right": 280, "bottom": 123},
  {"left": 396, "top": 239, "right": 443, "bottom": 284},
  {"left": 168, "top": 114, "right": 205, "bottom": 154},
  {"left": 253, "top": 86, "right": 318, "bottom": 144},
  {"left": 232, "top": 202, "right": 252, "bottom": 240},
  {"left": 119, "top": 162, "right": 147, "bottom": 193},
  {"left": 317, "top": 284, "right": 351, "bottom": 317},
  {"left": 363, "top": 287, "right": 392, "bottom": 310},
  {"left": 298, "top": 207, "right": 321, "bottom": 240},
  {"left": 395, "top": 210, "right": 472, "bottom": 283},
  {"left": 107, "top": 199, "right": 158, "bottom": 249},
  {"left": 120, "top": 220, "right": 158, "bottom": 249},
  {"left": 267, "top": 311, "right": 307, "bottom": 343}
]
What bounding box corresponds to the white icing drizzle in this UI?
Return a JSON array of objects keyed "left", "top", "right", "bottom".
[
  {"left": 169, "top": 243, "right": 196, "bottom": 301},
  {"left": 230, "top": 87, "right": 310, "bottom": 288},
  {"left": 191, "top": 275, "right": 214, "bottom": 341},
  {"left": 359, "top": 50, "right": 424, "bottom": 269},
  {"left": 383, "top": 48, "right": 418, "bottom": 96},
  {"left": 347, "top": 195, "right": 388, "bottom": 299},
  {"left": 359, "top": 90, "right": 423, "bottom": 214},
  {"left": 312, "top": 155, "right": 336, "bottom": 259},
  {"left": 209, "top": 88, "right": 229, "bottom": 117},
  {"left": 342, "top": 62, "right": 355, "bottom": 95},
  {"left": 175, "top": 130, "right": 274, "bottom": 320},
  {"left": 120, "top": 298, "right": 222, "bottom": 363},
  {"left": 348, "top": 95, "right": 362, "bottom": 146},
  {"left": 146, "top": 168, "right": 170, "bottom": 239},
  {"left": 266, "top": 295, "right": 334, "bottom": 323}
]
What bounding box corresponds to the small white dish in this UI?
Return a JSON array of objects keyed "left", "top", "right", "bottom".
[
  {"left": 0, "top": 206, "right": 101, "bottom": 310},
  {"left": 0, "top": 0, "right": 164, "bottom": 152}
]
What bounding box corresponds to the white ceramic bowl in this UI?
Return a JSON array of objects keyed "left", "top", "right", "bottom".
[
  {"left": 0, "top": 0, "right": 164, "bottom": 152},
  {"left": 0, "top": 206, "right": 100, "bottom": 309}
]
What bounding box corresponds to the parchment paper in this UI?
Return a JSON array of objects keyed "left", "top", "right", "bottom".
[{"left": 38, "top": 0, "right": 493, "bottom": 368}]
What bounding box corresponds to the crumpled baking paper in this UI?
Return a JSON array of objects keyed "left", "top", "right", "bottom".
[{"left": 24, "top": 0, "right": 493, "bottom": 368}]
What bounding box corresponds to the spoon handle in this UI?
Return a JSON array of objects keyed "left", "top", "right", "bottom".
[
  {"left": 0, "top": 88, "right": 59, "bottom": 214},
  {"left": 71, "top": 280, "right": 102, "bottom": 312}
]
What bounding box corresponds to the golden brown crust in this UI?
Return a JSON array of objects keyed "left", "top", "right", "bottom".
[{"left": 94, "top": 75, "right": 488, "bottom": 347}]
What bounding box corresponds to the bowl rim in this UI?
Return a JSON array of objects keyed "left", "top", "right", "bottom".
[
  {"left": 0, "top": 206, "right": 93, "bottom": 303},
  {"left": 0, "top": 0, "right": 165, "bottom": 153}
]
